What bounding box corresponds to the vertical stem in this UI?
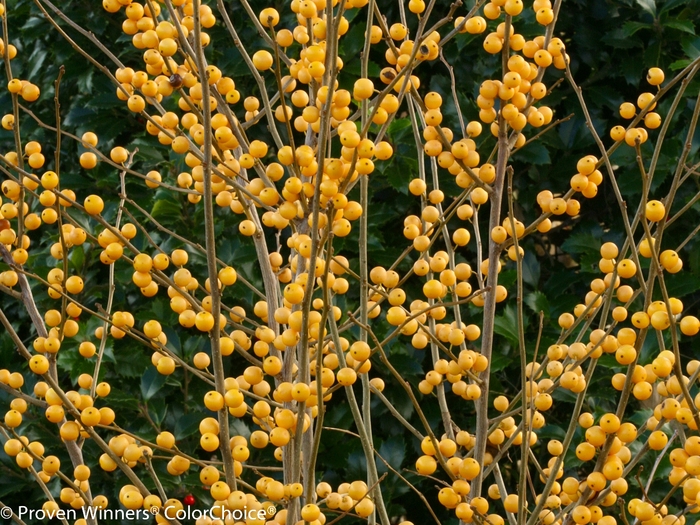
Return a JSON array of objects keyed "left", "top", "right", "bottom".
[
  {"left": 328, "top": 312, "right": 391, "bottom": 525},
  {"left": 359, "top": 6, "right": 375, "bottom": 511},
  {"left": 90, "top": 157, "right": 131, "bottom": 399},
  {"left": 192, "top": 0, "right": 236, "bottom": 490},
  {"left": 1, "top": 0, "right": 24, "bottom": 248},
  {"left": 508, "top": 168, "right": 529, "bottom": 525},
  {"left": 525, "top": 362, "right": 597, "bottom": 525},
  {"left": 472, "top": 13, "right": 512, "bottom": 496},
  {"left": 288, "top": 1, "right": 347, "bottom": 518},
  {"left": 471, "top": 111, "right": 509, "bottom": 498}
]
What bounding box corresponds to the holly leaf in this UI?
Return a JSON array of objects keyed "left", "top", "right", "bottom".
[
  {"left": 512, "top": 140, "right": 551, "bottom": 165},
  {"left": 490, "top": 353, "right": 510, "bottom": 373},
  {"left": 141, "top": 367, "right": 167, "bottom": 400},
  {"left": 377, "top": 436, "right": 405, "bottom": 474},
  {"left": 664, "top": 20, "right": 695, "bottom": 34},
  {"left": 150, "top": 195, "right": 181, "bottom": 222},
  {"left": 494, "top": 304, "right": 520, "bottom": 346},
  {"left": 522, "top": 250, "right": 541, "bottom": 287},
  {"left": 681, "top": 35, "right": 700, "bottom": 58},
  {"left": 148, "top": 398, "right": 168, "bottom": 426},
  {"left": 621, "top": 21, "right": 651, "bottom": 37},
  {"left": 670, "top": 59, "right": 693, "bottom": 70},
  {"left": 525, "top": 291, "right": 550, "bottom": 316},
  {"left": 561, "top": 228, "right": 603, "bottom": 255},
  {"left": 635, "top": 0, "right": 656, "bottom": 17},
  {"left": 174, "top": 413, "right": 204, "bottom": 440},
  {"left": 663, "top": 19, "right": 695, "bottom": 35}
]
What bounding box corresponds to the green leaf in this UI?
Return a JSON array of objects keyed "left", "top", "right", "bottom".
[
  {"left": 174, "top": 413, "right": 204, "bottom": 440},
  {"left": 494, "top": 304, "right": 520, "bottom": 346},
  {"left": 162, "top": 326, "right": 181, "bottom": 355},
  {"left": 525, "top": 291, "right": 550, "bottom": 316},
  {"left": 621, "top": 21, "right": 651, "bottom": 37},
  {"left": 57, "top": 348, "right": 95, "bottom": 383},
  {"left": 522, "top": 250, "right": 541, "bottom": 287},
  {"left": 512, "top": 140, "right": 550, "bottom": 165},
  {"left": 21, "top": 16, "right": 45, "bottom": 30},
  {"left": 150, "top": 196, "right": 181, "bottom": 221},
  {"left": 69, "top": 244, "right": 84, "bottom": 271},
  {"left": 635, "top": 0, "right": 656, "bottom": 16},
  {"left": 385, "top": 154, "right": 417, "bottom": 193},
  {"left": 664, "top": 20, "right": 695, "bottom": 34},
  {"left": 660, "top": 0, "right": 692, "bottom": 13},
  {"left": 490, "top": 353, "right": 510, "bottom": 373},
  {"left": 76, "top": 70, "right": 94, "bottom": 93},
  {"left": 388, "top": 117, "right": 412, "bottom": 134},
  {"left": 665, "top": 273, "right": 700, "bottom": 298},
  {"left": 377, "top": 436, "right": 405, "bottom": 473},
  {"left": 339, "top": 21, "right": 367, "bottom": 62},
  {"left": 343, "top": 60, "right": 381, "bottom": 79},
  {"left": 27, "top": 47, "right": 48, "bottom": 80},
  {"left": 561, "top": 225, "right": 604, "bottom": 255},
  {"left": 388, "top": 351, "right": 424, "bottom": 378},
  {"left": 670, "top": 59, "right": 693, "bottom": 70},
  {"left": 140, "top": 367, "right": 167, "bottom": 400},
  {"left": 602, "top": 29, "right": 644, "bottom": 50},
  {"left": 681, "top": 35, "right": 700, "bottom": 59},
  {"left": 148, "top": 398, "right": 168, "bottom": 426},
  {"left": 131, "top": 137, "right": 165, "bottom": 162}
]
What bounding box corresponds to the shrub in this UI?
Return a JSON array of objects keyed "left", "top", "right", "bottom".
[{"left": 1, "top": 0, "right": 700, "bottom": 524}]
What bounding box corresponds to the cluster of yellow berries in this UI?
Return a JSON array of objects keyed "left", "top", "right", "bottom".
[
  {"left": 84, "top": 0, "right": 571, "bottom": 249},
  {"left": 419, "top": 349, "right": 488, "bottom": 401},
  {"left": 557, "top": 238, "right": 693, "bottom": 328},
  {"left": 611, "top": 68, "right": 665, "bottom": 146},
  {"left": 294, "top": 481, "right": 377, "bottom": 518},
  {"left": 5, "top": 77, "right": 39, "bottom": 103},
  {"left": 3, "top": 436, "right": 100, "bottom": 506}
]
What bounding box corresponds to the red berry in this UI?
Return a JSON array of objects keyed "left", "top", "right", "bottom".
[{"left": 183, "top": 495, "right": 195, "bottom": 506}]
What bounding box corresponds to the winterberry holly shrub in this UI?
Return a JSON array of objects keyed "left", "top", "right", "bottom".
[{"left": 1, "top": 0, "right": 700, "bottom": 524}]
